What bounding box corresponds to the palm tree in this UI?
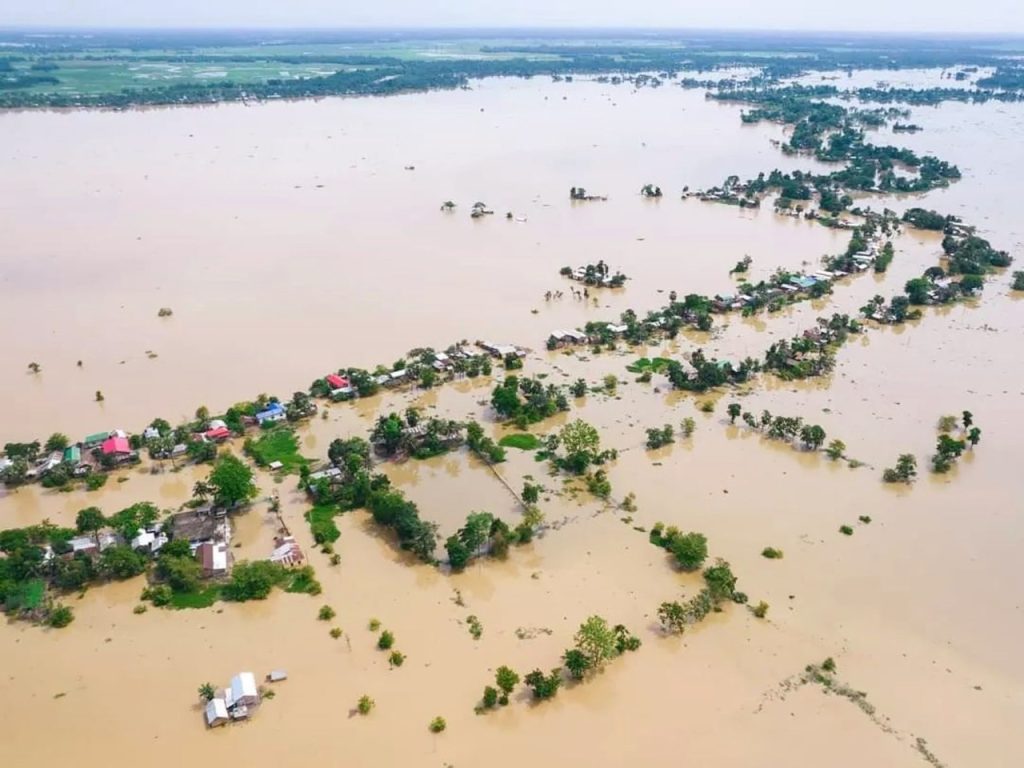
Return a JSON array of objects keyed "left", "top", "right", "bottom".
[{"left": 192, "top": 481, "right": 214, "bottom": 503}]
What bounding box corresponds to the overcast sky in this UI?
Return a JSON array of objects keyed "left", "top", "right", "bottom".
[{"left": 2, "top": 1, "right": 1022, "bottom": 35}]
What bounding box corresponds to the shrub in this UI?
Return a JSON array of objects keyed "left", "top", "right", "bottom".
[
  {"left": 495, "top": 666, "right": 519, "bottom": 698},
  {"left": 133, "top": 604, "right": 147, "bottom": 615},
  {"left": 761, "top": 547, "right": 784, "bottom": 559},
  {"left": 85, "top": 474, "right": 108, "bottom": 491},
  {"left": 329, "top": 627, "right": 343, "bottom": 639},
  {"left": 482, "top": 685, "right": 499, "bottom": 709},
  {"left": 698, "top": 400, "right": 715, "bottom": 413},
  {"left": 858, "top": 515, "right": 872, "bottom": 524},
  {"left": 318, "top": 605, "right": 336, "bottom": 621},
  {"left": 524, "top": 668, "right": 562, "bottom": 700},
  {"left": 822, "top": 657, "right": 837, "bottom": 673},
  {"left": 937, "top": 415, "right": 958, "bottom": 433},
  {"left": 429, "top": 716, "right": 447, "bottom": 733},
  {"left": 839, "top": 525, "right": 853, "bottom": 536},
  {"left": 47, "top": 604, "right": 74, "bottom": 628},
  {"left": 368, "top": 618, "right": 381, "bottom": 631},
  {"left": 680, "top": 417, "right": 696, "bottom": 437},
  {"left": 752, "top": 601, "right": 770, "bottom": 619},
  {"left": 357, "top": 695, "right": 375, "bottom": 715},
  {"left": 389, "top": 651, "right": 405, "bottom": 667},
  {"left": 378, "top": 630, "right": 395, "bottom": 650}
]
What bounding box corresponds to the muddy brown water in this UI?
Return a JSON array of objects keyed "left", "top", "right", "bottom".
[{"left": 1, "top": 76, "right": 1023, "bottom": 766}]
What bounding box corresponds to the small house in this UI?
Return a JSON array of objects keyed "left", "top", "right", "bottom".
[
  {"left": 607, "top": 324, "right": 628, "bottom": 335},
  {"left": 204, "top": 426, "right": 231, "bottom": 442},
  {"left": 143, "top": 426, "right": 160, "bottom": 441},
  {"left": 269, "top": 536, "right": 304, "bottom": 567},
  {"left": 205, "top": 698, "right": 230, "bottom": 728},
  {"left": 325, "top": 373, "right": 349, "bottom": 390},
  {"left": 227, "top": 672, "right": 259, "bottom": 709},
  {"left": 196, "top": 541, "right": 229, "bottom": 577},
  {"left": 101, "top": 435, "right": 132, "bottom": 458},
  {"left": 131, "top": 528, "right": 167, "bottom": 553},
  {"left": 255, "top": 402, "right": 286, "bottom": 425}
]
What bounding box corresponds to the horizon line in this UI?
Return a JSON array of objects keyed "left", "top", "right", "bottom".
[{"left": 2, "top": 25, "right": 1024, "bottom": 39}]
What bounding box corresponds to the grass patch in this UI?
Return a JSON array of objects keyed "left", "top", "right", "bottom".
[
  {"left": 6, "top": 578, "right": 46, "bottom": 612},
  {"left": 626, "top": 357, "right": 672, "bottom": 374},
  {"left": 305, "top": 503, "right": 341, "bottom": 545},
  {"left": 498, "top": 433, "right": 542, "bottom": 451},
  {"left": 168, "top": 586, "right": 221, "bottom": 610},
  {"left": 244, "top": 427, "right": 309, "bottom": 474}
]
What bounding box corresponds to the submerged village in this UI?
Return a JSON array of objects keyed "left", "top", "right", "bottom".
[{"left": 1, "top": 37, "right": 1023, "bottom": 766}]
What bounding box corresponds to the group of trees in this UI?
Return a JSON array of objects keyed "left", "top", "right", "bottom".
[
  {"left": 932, "top": 411, "right": 980, "bottom": 473},
  {"left": 666, "top": 349, "right": 759, "bottom": 392},
  {"left": 882, "top": 453, "right": 918, "bottom": 484},
  {"left": 444, "top": 511, "right": 536, "bottom": 569},
  {"left": 730, "top": 406, "right": 829, "bottom": 451},
  {"left": 657, "top": 559, "right": 743, "bottom": 634},
  {"left": 491, "top": 376, "right": 570, "bottom": 426},
  {"left": 466, "top": 421, "right": 506, "bottom": 465},
  {"left": 370, "top": 410, "right": 464, "bottom": 459}
]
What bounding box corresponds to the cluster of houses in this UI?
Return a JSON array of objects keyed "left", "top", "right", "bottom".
[{"left": 205, "top": 671, "right": 264, "bottom": 727}]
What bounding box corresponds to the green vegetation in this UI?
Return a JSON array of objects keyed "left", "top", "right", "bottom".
[
  {"left": 208, "top": 453, "right": 257, "bottom": 508},
  {"left": 318, "top": 605, "right": 336, "bottom": 621},
  {"left": 305, "top": 503, "right": 341, "bottom": 545},
  {"left": 882, "top": 454, "right": 918, "bottom": 484},
  {"left": 650, "top": 524, "right": 708, "bottom": 571},
  {"left": 357, "top": 695, "right": 375, "bottom": 715},
  {"left": 244, "top": 427, "right": 308, "bottom": 473},
  {"left": 429, "top": 716, "right": 447, "bottom": 733},
  {"left": 378, "top": 629, "right": 395, "bottom": 650},
  {"left": 761, "top": 547, "right": 784, "bottom": 559},
  {"left": 466, "top": 421, "right": 506, "bottom": 465},
  {"left": 389, "top": 651, "right": 406, "bottom": 667},
  {"left": 498, "top": 433, "right": 541, "bottom": 451},
  {"left": 645, "top": 424, "right": 675, "bottom": 449},
  {"left": 491, "top": 375, "right": 570, "bottom": 425},
  {"left": 467, "top": 614, "right": 483, "bottom": 640},
  {"left": 657, "top": 559, "right": 741, "bottom": 634},
  {"left": 626, "top": 357, "right": 672, "bottom": 375},
  {"left": 524, "top": 668, "right": 562, "bottom": 700},
  {"left": 839, "top": 525, "right": 854, "bottom": 535}
]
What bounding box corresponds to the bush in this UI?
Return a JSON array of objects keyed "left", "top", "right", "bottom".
[
  {"left": 752, "top": 601, "right": 769, "bottom": 619},
  {"left": 329, "top": 627, "right": 343, "bottom": 639},
  {"left": 378, "top": 630, "right": 395, "bottom": 650},
  {"left": 429, "top": 716, "right": 447, "bottom": 733},
  {"left": 761, "top": 547, "right": 784, "bottom": 559},
  {"left": 133, "top": 604, "right": 147, "bottom": 614},
  {"left": 389, "top": 651, "right": 405, "bottom": 667},
  {"left": 839, "top": 525, "right": 853, "bottom": 536},
  {"left": 668, "top": 532, "right": 708, "bottom": 571},
  {"left": 47, "top": 604, "right": 74, "bottom": 628},
  {"left": 318, "top": 605, "right": 336, "bottom": 621},
  {"left": 85, "top": 473, "right": 108, "bottom": 491},
  {"left": 357, "top": 695, "right": 375, "bottom": 715},
  {"left": 482, "top": 685, "right": 499, "bottom": 709},
  {"left": 524, "top": 668, "right": 562, "bottom": 700},
  {"left": 368, "top": 618, "right": 381, "bottom": 631},
  {"left": 142, "top": 584, "right": 172, "bottom": 607}
]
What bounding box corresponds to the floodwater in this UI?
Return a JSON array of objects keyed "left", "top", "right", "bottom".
[{"left": 2, "top": 76, "right": 1024, "bottom": 767}]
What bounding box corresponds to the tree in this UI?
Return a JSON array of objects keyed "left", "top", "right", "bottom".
[
  {"left": 99, "top": 545, "right": 148, "bottom": 579},
  {"left": 524, "top": 668, "right": 562, "bottom": 700},
  {"left": 199, "top": 683, "right": 216, "bottom": 701},
  {"left": 967, "top": 427, "right": 981, "bottom": 447},
  {"left": 482, "top": 685, "right": 499, "bottom": 708},
  {"left": 800, "top": 424, "right": 826, "bottom": 450},
  {"left": 670, "top": 532, "right": 708, "bottom": 571},
  {"left": 445, "top": 535, "right": 471, "bottom": 570},
  {"left": 703, "top": 560, "right": 738, "bottom": 603},
  {"left": 75, "top": 506, "right": 106, "bottom": 545},
  {"left": 573, "top": 615, "right": 617, "bottom": 671},
  {"left": 357, "top": 695, "right": 375, "bottom": 715},
  {"left": 959, "top": 274, "right": 984, "bottom": 295},
  {"left": 825, "top": 439, "right": 846, "bottom": 460},
  {"left": 495, "top": 666, "right": 519, "bottom": 702},
  {"left": 883, "top": 453, "right": 917, "bottom": 483},
  {"left": 904, "top": 277, "right": 931, "bottom": 305},
  {"left": 223, "top": 561, "right": 285, "bottom": 601},
  {"left": 727, "top": 403, "right": 741, "bottom": 424},
  {"left": 962, "top": 410, "right": 974, "bottom": 428},
  {"left": 522, "top": 482, "right": 540, "bottom": 505},
  {"left": 563, "top": 648, "right": 592, "bottom": 680},
  {"left": 209, "top": 454, "right": 256, "bottom": 508},
  {"left": 559, "top": 419, "right": 600, "bottom": 473},
  {"left": 192, "top": 480, "right": 214, "bottom": 503},
  {"left": 45, "top": 433, "right": 69, "bottom": 453},
  {"left": 156, "top": 551, "right": 201, "bottom": 593}
]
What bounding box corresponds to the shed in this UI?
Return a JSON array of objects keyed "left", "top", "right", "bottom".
[
  {"left": 197, "top": 541, "right": 229, "bottom": 577},
  {"left": 84, "top": 431, "right": 110, "bottom": 448},
  {"left": 267, "top": 670, "right": 288, "bottom": 683},
  {"left": 205, "top": 698, "right": 230, "bottom": 728},
  {"left": 143, "top": 426, "right": 160, "bottom": 441},
  {"left": 63, "top": 445, "right": 82, "bottom": 464}
]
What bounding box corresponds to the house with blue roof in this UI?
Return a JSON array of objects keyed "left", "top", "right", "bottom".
[{"left": 255, "top": 401, "right": 287, "bottom": 425}]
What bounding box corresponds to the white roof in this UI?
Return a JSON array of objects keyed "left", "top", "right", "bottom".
[
  {"left": 607, "top": 324, "right": 628, "bottom": 333},
  {"left": 309, "top": 467, "right": 342, "bottom": 481},
  {"left": 208, "top": 419, "right": 227, "bottom": 430},
  {"left": 390, "top": 369, "right": 407, "bottom": 379},
  {"left": 206, "top": 698, "right": 229, "bottom": 725},
  {"left": 229, "top": 672, "right": 258, "bottom": 704},
  {"left": 434, "top": 352, "right": 449, "bottom": 362},
  {"left": 143, "top": 427, "right": 160, "bottom": 440}
]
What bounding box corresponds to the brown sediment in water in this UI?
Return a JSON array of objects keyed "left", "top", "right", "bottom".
[{"left": 1, "top": 75, "right": 1023, "bottom": 767}]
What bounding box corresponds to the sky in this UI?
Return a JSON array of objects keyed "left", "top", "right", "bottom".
[{"left": 1, "top": 0, "right": 1022, "bottom": 36}]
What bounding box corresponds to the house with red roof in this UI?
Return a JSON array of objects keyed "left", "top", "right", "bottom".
[
  {"left": 101, "top": 435, "right": 131, "bottom": 456},
  {"left": 205, "top": 426, "right": 232, "bottom": 442}
]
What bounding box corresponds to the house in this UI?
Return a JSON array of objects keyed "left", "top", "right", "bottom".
[
  {"left": 389, "top": 369, "right": 408, "bottom": 383},
  {"left": 83, "top": 431, "right": 110, "bottom": 449},
  {"left": 789, "top": 275, "right": 818, "bottom": 291},
  {"left": 143, "top": 426, "right": 160, "bottom": 441},
  {"left": 171, "top": 443, "right": 188, "bottom": 457},
  {"left": 269, "top": 535, "right": 304, "bottom": 567},
  {"left": 325, "top": 373, "right": 348, "bottom": 390},
  {"left": 309, "top": 467, "right": 342, "bottom": 483},
  {"left": 101, "top": 435, "right": 132, "bottom": 458},
  {"left": 226, "top": 672, "right": 259, "bottom": 709},
  {"left": 205, "top": 698, "right": 230, "bottom": 728},
  {"left": 607, "top": 324, "right": 628, "bottom": 335},
  {"left": 169, "top": 510, "right": 229, "bottom": 545},
  {"left": 255, "top": 402, "right": 286, "bottom": 425},
  {"left": 204, "top": 426, "right": 231, "bottom": 442},
  {"left": 68, "top": 532, "right": 118, "bottom": 555},
  {"left": 131, "top": 528, "right": 167, "bottom": 553},
  {"left": 197, "top": 541, "right": 229, "bottom": 577}
]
